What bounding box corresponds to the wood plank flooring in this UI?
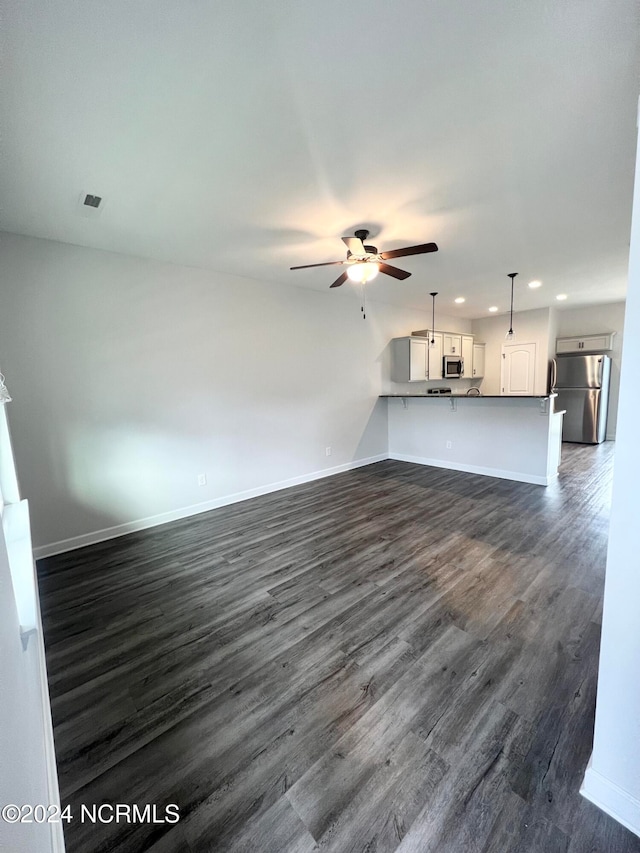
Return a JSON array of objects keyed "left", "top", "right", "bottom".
[{"left": 37, "top": 443, "right": 640, "bottom": 852}]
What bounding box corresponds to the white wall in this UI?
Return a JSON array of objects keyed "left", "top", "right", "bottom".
[
  {"left": 581, "top": 127, "right": 640, "bottom": 836},
  {"left": 556, "top": 302, "right": 626, "bottom": 439},
  {"left": 0, "top": 231, "right": 437, "bottom": 554},
  {"left": 0, "top": 409, "right": 60, "bottom": 853},
  {"left": 547, "top": 306, "right": 559, "bottom": 364},
  {"left": 388, "top": 396, "right": 562, "bottom": 485},
  {"left": 0, "top": 531, "right": 55, "bottom": 853},
  {"left": 471, "top": 307, "right": 554, "bottom": 396}
]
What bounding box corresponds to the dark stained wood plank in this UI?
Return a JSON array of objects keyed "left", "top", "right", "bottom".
[
  {"left": 37, "top": 442, "right": 640, "bottom": 853},
  {"left": 223, "top": 794, "right": 318, "bottom": 853},
  {"left": 313, "top": 732, "right": 448, "bottom": 852},
  {"left": 392, "top": 700, "right": 531, "bottom": 852},
  {"left": 286, "top": 625, "right": 478, "bottom": 842},
  {"left": 480, "top": 790, "right": 570, "bottom": 853}
]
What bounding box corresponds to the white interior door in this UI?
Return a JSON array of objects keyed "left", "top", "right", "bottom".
[{"left": 501, "top": 342, "right": 536, "bottom": 395}]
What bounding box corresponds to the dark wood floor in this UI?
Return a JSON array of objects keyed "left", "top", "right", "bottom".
[{"left": 37, "top": 443, "right": 640, "bottom": 852}]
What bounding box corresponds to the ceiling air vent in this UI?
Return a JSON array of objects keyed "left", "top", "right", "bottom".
[{"left": 77, "top": 191, "right": 105, "bottom": 217}]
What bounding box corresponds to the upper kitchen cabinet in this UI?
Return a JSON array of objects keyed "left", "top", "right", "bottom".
[
  {"left": 392, "top": 337, "right": 428, "bottom": 382},
  {"left": 428, "top": 333, "right": 444, "bottom": 379},
  {"left": 392, "top": 335, "right": 445, "bottom": 381},
  {"left": 443, "top": 333, "right": 462, "bottom": 356},
  {"left": 461, "top": 335, "right": 474, "bottom": 377},
  {"left": 472, "top": 343, "right": 486, "bottom": 379},
  {"left": 556, "top": 333, "right": 615, "bottom": 354}
]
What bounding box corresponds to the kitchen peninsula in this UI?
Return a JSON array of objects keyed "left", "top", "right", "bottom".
[{"left": 381, "top": 393, "right": 564, "bottom": 485}]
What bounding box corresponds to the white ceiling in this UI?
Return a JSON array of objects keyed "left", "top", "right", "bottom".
[{"left": 0, "top": 1, "right": 638, "bottom": 319}]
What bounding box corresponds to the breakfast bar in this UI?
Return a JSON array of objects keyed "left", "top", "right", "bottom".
[{"left": 381, "top": 393, "right": 564, "bottom": 485}]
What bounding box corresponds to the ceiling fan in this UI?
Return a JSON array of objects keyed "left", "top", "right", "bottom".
[{"left": 290, "top": 229, "right": 439, "bottom": 288}]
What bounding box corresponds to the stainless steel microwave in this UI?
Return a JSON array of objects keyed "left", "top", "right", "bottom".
[{"left": 443, "top": 355, "right": 464, "bottom": 378}]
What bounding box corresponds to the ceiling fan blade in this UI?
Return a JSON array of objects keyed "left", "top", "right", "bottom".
[
  {"left": 342, "top": 236, "right": 366, "bottom": 256},
  {"left": 379, "top": 242, "right": 439, "bottom": 260},
  {"left": 290, "top": 261, "right": 345, "bottom": 270},
  {"left": 330, "top": 271, "right": 349, "bottom": 289},
  {"left": 378, "top": 262, "right": 411, "bottom": 280}
]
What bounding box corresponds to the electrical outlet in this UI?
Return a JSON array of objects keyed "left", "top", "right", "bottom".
[
  {"left": 197, "top": 473, "right": 207, "bottom": 486},
  {"left": 446, "top": 441, "right": 452, "bottom": 449},
  {"left": 325, "top": 446, "right": 332, "bottom": 457}
]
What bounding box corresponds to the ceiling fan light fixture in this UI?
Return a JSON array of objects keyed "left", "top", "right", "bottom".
[
  {"left": 347, "top": 262, "right": 379, "bottom": 283},
  {"left": 290, "top": 231, "right": 437, "bottom": 289}
]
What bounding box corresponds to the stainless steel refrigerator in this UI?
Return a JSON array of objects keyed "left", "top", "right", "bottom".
[{"left": 552, "top": 354, "right": 611, "bottom": 443}]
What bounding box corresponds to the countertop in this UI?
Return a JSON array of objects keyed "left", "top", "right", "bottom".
[{"left": 380, "top": 393, "right": 556, "bottom": 399}]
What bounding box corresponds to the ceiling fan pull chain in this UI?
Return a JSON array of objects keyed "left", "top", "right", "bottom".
[{"left": 362, "top": 282, "right": 366, "bottom": 319}]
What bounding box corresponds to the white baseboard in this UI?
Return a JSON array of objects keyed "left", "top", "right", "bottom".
[
  {"left": 581, "top": 759, "right": 640, "bottom": 839},
  {"left": 388, "top": 452, "right": 552, "bottom": 486},
  {"left": 33, "top": 454, "right": 388, "bottom": 559}
]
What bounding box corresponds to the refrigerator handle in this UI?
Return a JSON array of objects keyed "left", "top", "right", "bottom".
[{"left": 550, "top": 358, "right": 557, "bottom": 393}]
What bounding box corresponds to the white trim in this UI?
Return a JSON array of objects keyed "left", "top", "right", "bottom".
[
  {"left": 581, "top": 759, "right": 640, "bottom": 839},
  {"left": 3, "top": 501, "right": 38, "bottom": 635},
  {"left": 35, "top": 588, "right": 65, "bottom": 853},
  {"left": 388, "top": 452, "right": 554, "bottom": 486},
  {"left": 0, "top": 405, "right": 20, "bottom": 505},
  {"left": 2, "top": 509, "right": 64, "bottom": 849},
  {"left": 33, "top": 455, "right": 388, "bottom": 559}
]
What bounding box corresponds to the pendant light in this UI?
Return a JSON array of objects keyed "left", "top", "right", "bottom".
[
  {"left": 505, "top": 273, "right": 518, "bottom": 340},
  {"left": 429, "top": 292, "right": 438, "bottom": 346}
]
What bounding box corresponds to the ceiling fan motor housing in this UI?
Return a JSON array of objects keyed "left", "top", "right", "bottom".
[{"left": 347, "top": 247, "right": 378, "bottom": 259}]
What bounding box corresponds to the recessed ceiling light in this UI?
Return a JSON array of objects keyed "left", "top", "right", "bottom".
[
  {"left": 454, "top": 297, "right": 465, "bottom": 304},
  {"left": 528, "top": 280, "right": 542, "bottom": 289},
  {"left": 489, "top": 306, "right": 498, "bottom": 312},
  {"left": 556, "top": 294, "right": 568, "bottom": 301}
]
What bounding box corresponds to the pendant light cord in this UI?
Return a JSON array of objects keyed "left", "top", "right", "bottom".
[
  {"left": 430, "top": 292, "right": 438, "bottom": 344},
  {"left": 507, "top": 273, "right": 518, "bottom": 335}
]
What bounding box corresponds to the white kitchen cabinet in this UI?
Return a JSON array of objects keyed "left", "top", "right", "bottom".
[
  {"left": 392, "top": 334, "right": 446, "bottom": 381},
  {"left": 427, "top": 332, "right": 443, "bottom": 379},
  {"left": 443, "top": 333, "right": 462, "bottom": 356},
  {"left": 556, "top": 333, "right": 615, "bottom": 354},
  {"left": 461, "top": 335, "right": 474, "bottom": 377},
  {"left": 392, "top": 337, "right": 428, "bottom": 382},
  {"left": 472, "top": 343, "right": 486, "bottom": 379}
]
